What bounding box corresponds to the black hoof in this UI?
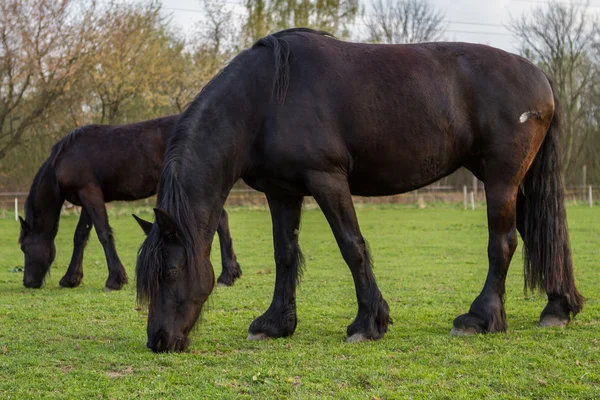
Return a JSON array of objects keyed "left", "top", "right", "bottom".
[
  {"left": 105, "top": 271, "right": 128, "bottom": 291},
  {"left": 539, "top": 296, "right": 571, "bottom": 327},
  {"left": 451, "top": 313, "right": 486, "bottom": 335},
  {"left": 59, "top": 274, "right": 83, "bottom": 288},
  {"left": 346, "top": 298, "right": 391, "bottom": 341},
  {"left": 451, "top": 309, "right": 507, "bottom": 335},
  {"left": 217, "top": 262, "right": 242, "bottom": 287},
  {"left": 539, "top": 316, "right": 568, "bottom": 327},
  {"left": 247, "top": 333, "right": 271, "bottom": 340},
  {"left": 248, "top": 307, "right": 297, "bottom": 339}
]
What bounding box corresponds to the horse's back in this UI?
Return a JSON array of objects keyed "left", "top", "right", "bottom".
[
  {"left": 261, "top": 33, "right": 554, "bottom": 194},
  {"left": 53, "top": 115, "right": 178, "bottom": 202}
]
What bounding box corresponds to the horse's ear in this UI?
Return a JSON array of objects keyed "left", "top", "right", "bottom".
[
  {"left": 19, "top": 216, "right": 31, "bottom": 232},
  {"left": 132, "top": 214, "right": 153, "bottom": 236},
  {"left": 153, "top": 208, "right": 178, "bottom": 240}
]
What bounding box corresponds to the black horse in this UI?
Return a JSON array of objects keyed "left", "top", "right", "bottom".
[
  {"left": 19, "top": 115, "right": 242, "bottom": 290},
  {"left": 135, "top": 28, "right": 583, "bottom": 352}
]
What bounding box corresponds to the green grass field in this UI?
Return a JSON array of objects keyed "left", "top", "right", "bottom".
[{"left": 0, "top": 204, "right": 598, "bottom": 399}]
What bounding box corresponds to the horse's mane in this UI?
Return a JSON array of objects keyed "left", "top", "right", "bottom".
[
  {"left": 264, "top": 27, "right": 334, "bottom": 39},
  {"left": 20, "top": 157, "right": 63, "bottom": 241},
  {"left": 253, "top": 28, "right": 334, "bottom": 104},
  {"left": 135, "top": 153, "right": 203, "bottom": 304},
  {"left": 136, "top": 28, "right": 334, "bottom": 302},
  {"left": 21, "top": 160, "right": 49, "bottom": 237},
  {"left": 49, "top": 126, "right": 89, "bottom": 167},
  {"left": 20, "top": 125, "right": 88, "bottom": 233}
]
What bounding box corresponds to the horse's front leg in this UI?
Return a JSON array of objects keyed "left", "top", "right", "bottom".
[
  {"left": 78, "top": 186, "right": 128, "bottom": 291},
  {"left": 452, "top": 182, "right": 518, "bottom": 334},
  {"left": 59, "top": 208, "right": 92, "bottom": 288},
  {"left": 247, "top": 194, "right": 303, "bottom": 340},
  {"left": 216, "top": 209, "right": 242, "bottom": 287},
  {"left": 306, "top": 172, "right": 391, "bottom": 342}
]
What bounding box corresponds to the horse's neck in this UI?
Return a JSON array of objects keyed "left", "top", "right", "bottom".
[
  {"left": 181, "top": 153, "right": 236, "bottom": 239},
  {"left": 30, "top": 164, "right": 64, "bottom": 238},
  {"left": 175, "top": 58, "right": 259, "bottom": 243},
  {"left": 157, "top": 115, "right": 179, "bottom": 142}
]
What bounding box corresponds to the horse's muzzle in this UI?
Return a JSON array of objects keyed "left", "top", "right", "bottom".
[
  {"left": 23, "top": 277, "right": 43, "bottom": 288},
  {"left": 147, "top": 330, "right": 189, "bottom": 353}
]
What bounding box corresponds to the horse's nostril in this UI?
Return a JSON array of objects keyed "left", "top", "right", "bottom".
[
  {"left": 173, "top": 336, "right": 190, "bottom": 352},
  {"left": 148, "top": 329, "right": 170, "bottom": 353}
]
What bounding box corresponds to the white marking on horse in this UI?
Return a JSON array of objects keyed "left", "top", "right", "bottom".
[
  {"left": 519, "top": 111, "right": 537, "bottom": 123},
  {"left": 346, "top": 333, "right": 369, "bottom": 343},
  {"left": 247, "top": 332, "right": 270, "bottom": 341}
]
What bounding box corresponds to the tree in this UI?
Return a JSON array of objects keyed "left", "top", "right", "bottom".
[
  {"left": 509, "top": 1, "right": 598, "bottom": 178},
  {"left": 364, "top": 0, "right": 445, "bottom": 44},
  {"left": 581, "top": 42, "right": 600, "bottom": 185},
  {"left": 0, "top": 0, "right": 98, "bottom": 161},
  {"left": 243, "top": 0, "right": 359, "bottom": 45},
  {"left": 169, "top": 0, "right": 238, "bottom": 113},
  {"left": 87, "top": 0, "right": 184, "bottom": 124}
]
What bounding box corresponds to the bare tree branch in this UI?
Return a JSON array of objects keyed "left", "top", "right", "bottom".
[
  {"left": 509, "top": 0, "right": 598, "bottom": 175},
  {"left": 364, "top": 0, "right": 445, "bottom": 44}
]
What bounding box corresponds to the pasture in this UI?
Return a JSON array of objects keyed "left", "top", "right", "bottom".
[{"left": 0, "top": 204, "right": 598, "bottom": 398}]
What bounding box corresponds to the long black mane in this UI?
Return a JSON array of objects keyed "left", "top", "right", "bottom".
[
  {"left": 135, "top": 156, "right": 203, "bottom": 304},
  {"left": 48, "top": 126, "right": 89, "bottom": 167},
  {"left": 20, "top": 158, "right": 62, "bottom": 241},
  {"left": 253, "top": 28, "right": 333, "bottom": 104},
  {"left": 21, "top": 126, "right": 88, "bottom": 238},
  {"left": 135, "top": 29, "right": 333, "bottom": 303}
]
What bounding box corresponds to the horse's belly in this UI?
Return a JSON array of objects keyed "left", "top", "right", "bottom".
[{"left": 348, "top": 154, "right": 463, "bottom": 196}]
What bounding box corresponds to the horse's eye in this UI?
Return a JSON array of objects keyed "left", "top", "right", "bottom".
[{"left": 164, "top": 266, "right": 179, "bottom": 281}]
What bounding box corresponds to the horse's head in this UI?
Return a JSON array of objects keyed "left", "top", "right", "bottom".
[
  {"left": 19, "top": 217, "right": 55, "bottom": 288},
  {"left": 134, "top": 209, "right": 214, "bottom": 353}
]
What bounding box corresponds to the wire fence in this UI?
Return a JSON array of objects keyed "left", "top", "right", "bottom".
[{"left": 1, "top": 184, "right": 597, "bottom": 220}]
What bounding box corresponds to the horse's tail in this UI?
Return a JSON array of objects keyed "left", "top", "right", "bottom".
[{"left": 518, "top": 77, "right": 584, "bottom": 317}]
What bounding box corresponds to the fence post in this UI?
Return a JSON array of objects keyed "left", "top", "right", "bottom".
[
  {"left": 583, "top": 165, "right": 587, "bottom": 201},
  {"left": 15, "top": 197, "right": 18, "bottom": 222},
  {"left": 589, "top": 185, "right": 593, "bottom": 208},
  {"left": 463, "top": 186, "right": 467, "bottom": 210},
  {"left": 470, "top": 191, "right": 475, "bottom": 210}
]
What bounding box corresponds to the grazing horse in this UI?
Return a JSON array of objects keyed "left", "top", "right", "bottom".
[
  {"left": 19, "top": 115, "right": 242, "bottom": 290},
  {"left": 135, "top": 28, "right": 583, "bottom": 353}
]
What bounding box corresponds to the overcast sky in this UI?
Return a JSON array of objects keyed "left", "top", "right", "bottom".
[{"left": 156, "top": 0, "right": 599, "bottom": 53}]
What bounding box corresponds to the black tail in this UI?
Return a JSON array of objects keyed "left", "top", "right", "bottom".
[{"left": 518, "top": 78, "right": 584, "bottom": 316}]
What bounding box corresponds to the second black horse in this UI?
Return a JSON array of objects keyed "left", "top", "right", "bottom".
[{"left": 20, "top": 115, "right": 242, "bottom": 290}]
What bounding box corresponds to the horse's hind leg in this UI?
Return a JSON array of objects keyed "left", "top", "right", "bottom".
[
  {"left": 306, "top": 172, "right": 391, "bottom": 342},
  {"left": 78, "top": 186, "right": 128, "bottom": 290},
  {"left": 216, "top": 209, "right": 242, "bottom": 287},
  {"left": 59, "top": 208, "right": 92, "bottom": 288},
  {"left": 248, "top": 194, "right": 303, "bottom": 339},
  {"left": 452, "top": 181, "right": 519, "bottom": 334}
]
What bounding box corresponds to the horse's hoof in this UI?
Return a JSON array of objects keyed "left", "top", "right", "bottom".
[
  {"left": 216, "top": 282, "right": 228, "bottom": 288},
  {"left": 539, "top": 316, "right": 568, "bottom": 328},
  {"left": 346, "top": 333, "right": 370, "bottom": 343},
  {"left": 247, "top": 333, "right": 270, "bottom": 341},
  {"left": 449, "top": 327, "right": 480, "bottom": 336},
  {"left": 104, "top": 280, "right": 126, "bottom": 291},
  {"left": 59, "top": 277, "right": 82, "bottom": 288}
]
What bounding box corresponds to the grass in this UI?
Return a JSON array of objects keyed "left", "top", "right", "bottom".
[{"left": 0, "top": 204, "right": 598, "bottom": 399}]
